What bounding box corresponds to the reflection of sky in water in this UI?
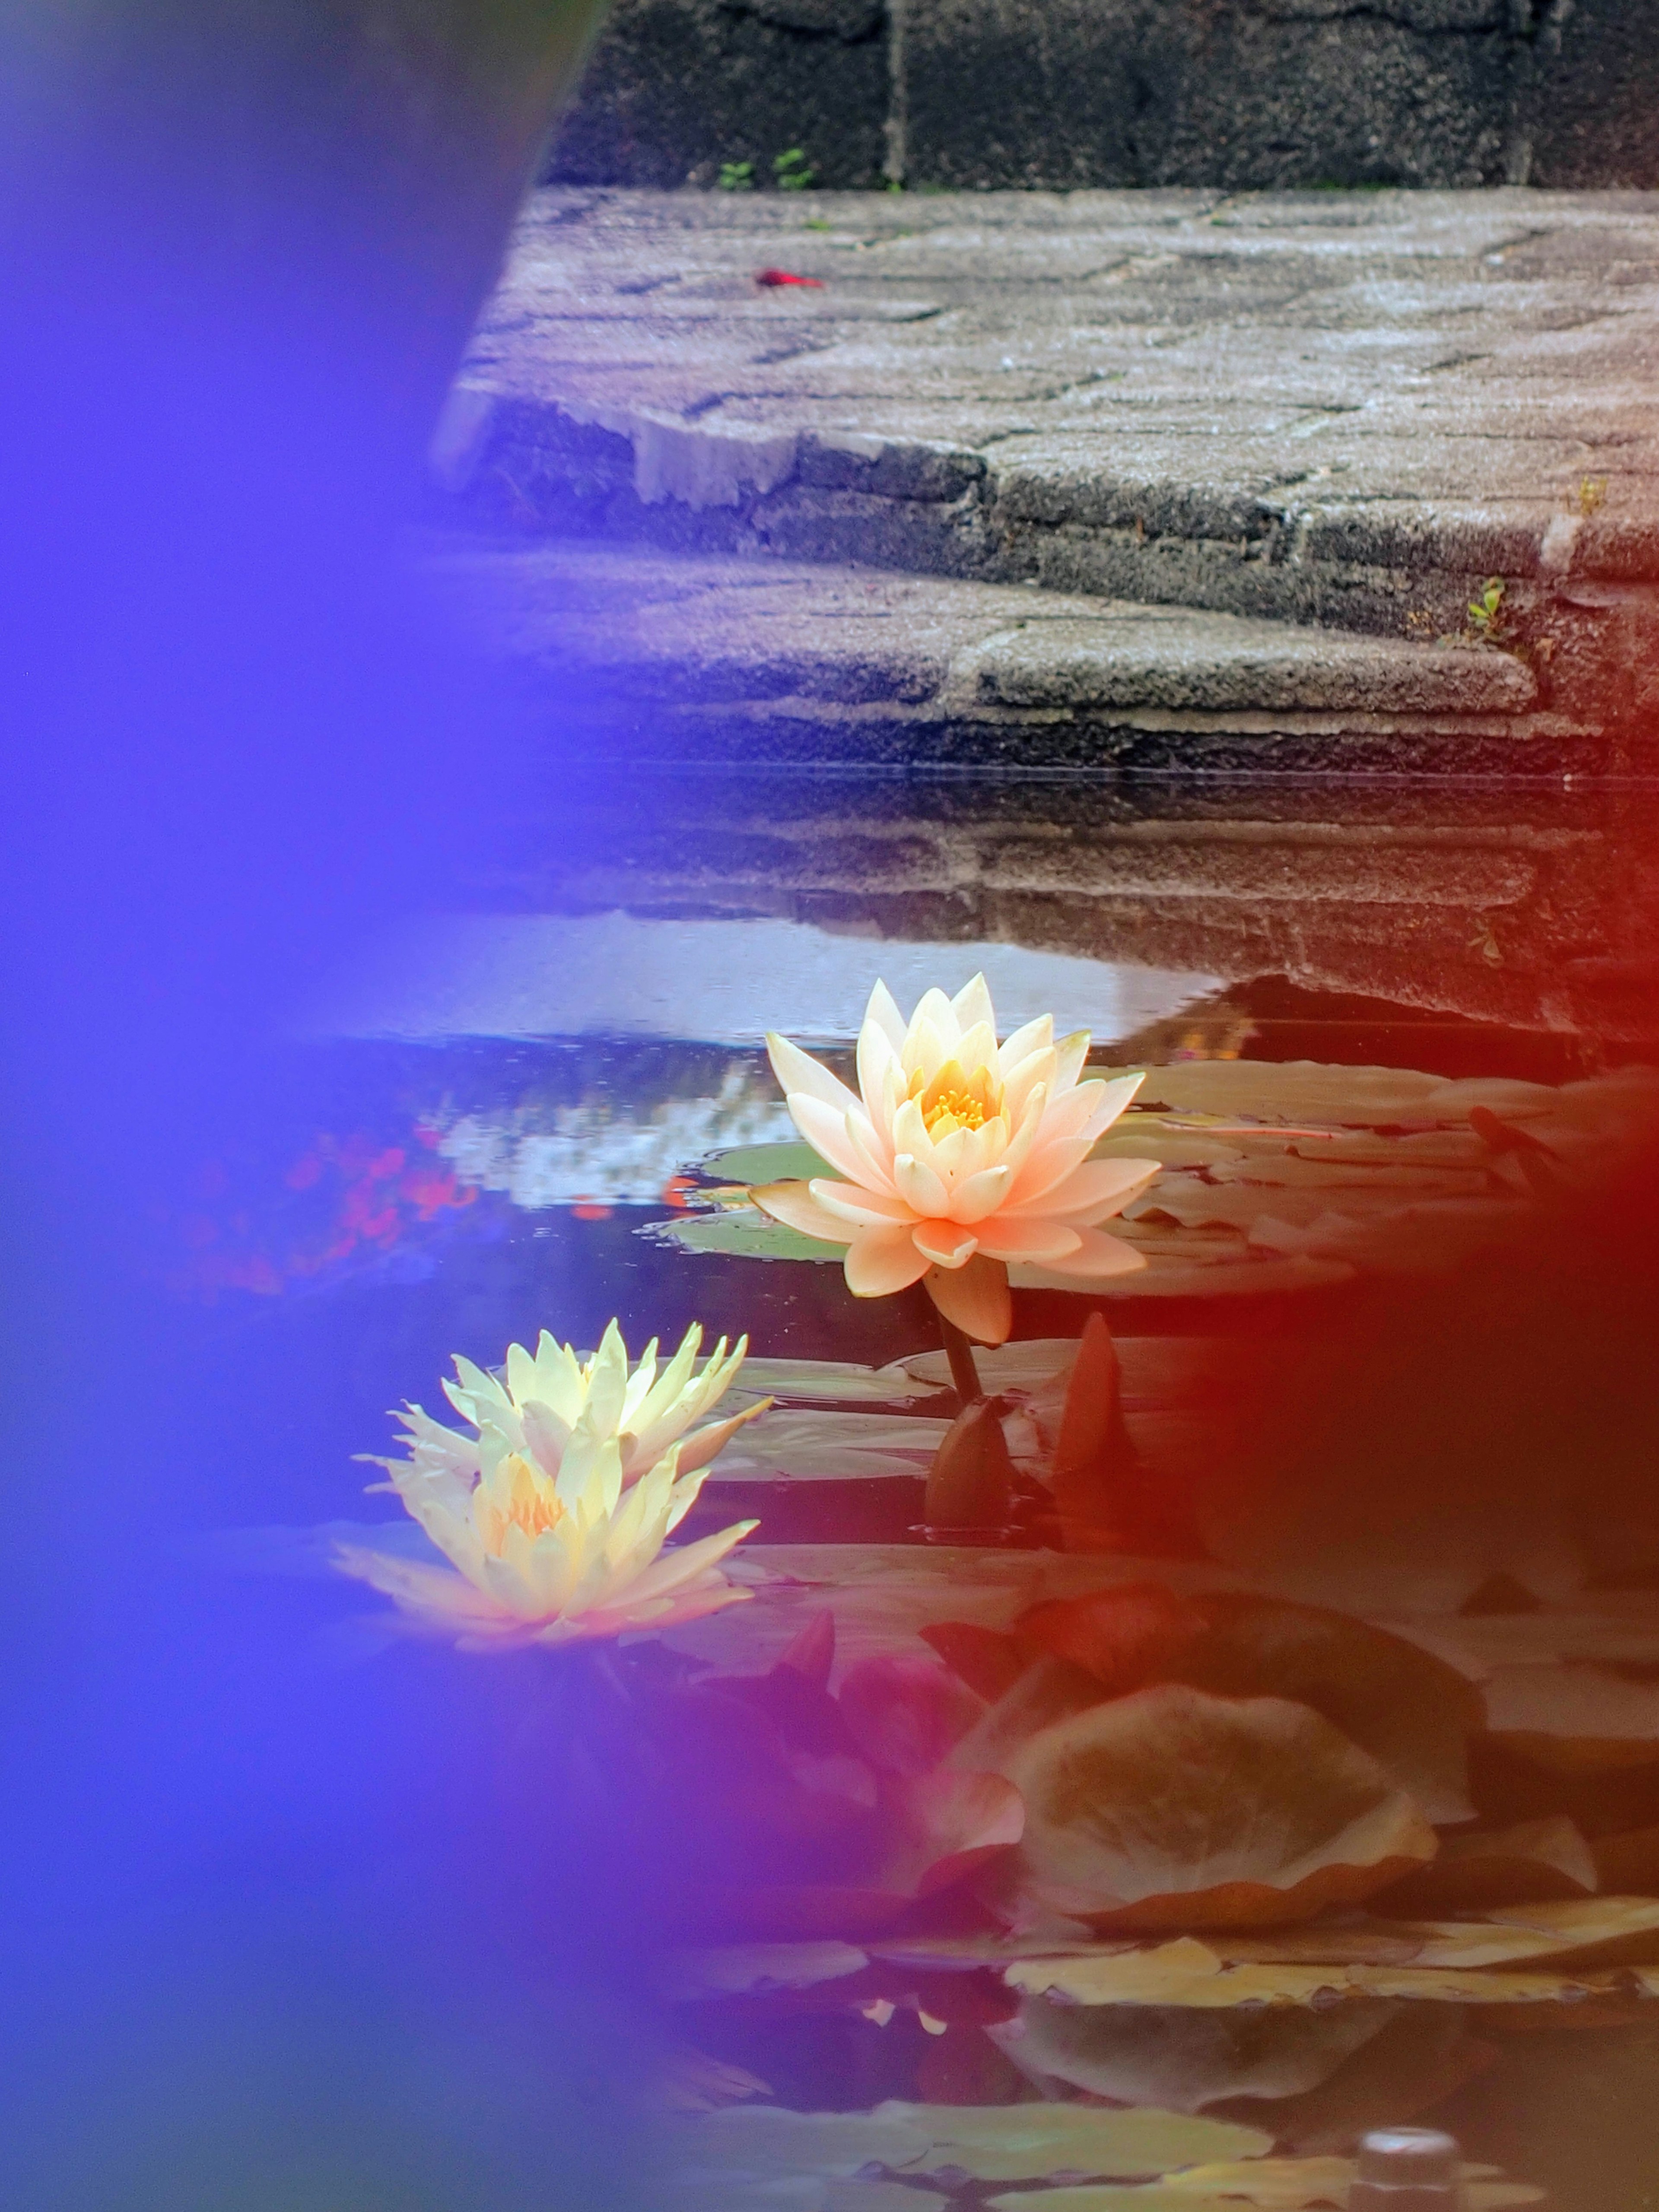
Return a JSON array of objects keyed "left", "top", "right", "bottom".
[
  {"left": 311, "top": 911, "right": 1218, "bottom": 1207},
  {"left": 433, "top": 1059, "right": 794, "bottom": 1208},
  {"left": 313, "top": 910, "right": 1220, "bottom": 1046}
]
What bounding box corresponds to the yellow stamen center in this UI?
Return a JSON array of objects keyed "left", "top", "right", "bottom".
[
  {"left": 911, "top": 1058, "right": 1005, "bottom": 1139},
  {"left": 477, "top": 1452, "right": 565, "bottom": 1554}
]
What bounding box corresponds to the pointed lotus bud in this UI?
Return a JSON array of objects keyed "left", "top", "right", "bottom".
[
  {"left": 924, "top": 1395, "right": 1015, "bottom": 1530},
  {"left": 775, "top": 1607, "right": 836, "bottom": 1690},
  {"left": 1050, "top": 1310, "right": 1133, "bottom": 1536}
]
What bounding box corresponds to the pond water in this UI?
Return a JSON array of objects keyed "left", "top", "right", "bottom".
[{"left": 187, "top": 769, "right": 1659, "bottom": 2212}]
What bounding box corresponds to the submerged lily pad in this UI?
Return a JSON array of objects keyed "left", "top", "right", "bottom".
[
  {"left": 1012, "top": 1587, "right": 1479, "bottom": 1825},
  {"left": 735, "top": 1357, "right": 936, "bottom": 1405},
  {"left": 715, "top": 1410, "right": 949, "bottom": 1481},
  {"left": 1150, "top": 2156, "right": 1542, "bottom": 2209},
  {"left": 666, "top": 1943, "right": 871, "bottom": 1999},
  {"left": 991, "top": 1992, "right": 1411, "bottom": 2114},
  {"left": 668, "top": 2177, "right": 830, "bottom": 2212},
  {"left": 825, "top": 2187, "right": 949, "bottom": 2212},
  {"left": 675, "top": 2101, "right": 1270, "bottom": 2192},
  {"left": 1381, "top": 1816, "right": 1596, "bottom": 1914},
  {"left": 1005, "top": 1939, "right": 1623, "bottom": 2009},
  {"left": 984, "top": 2187, "right": 1538, "bottom": 2212},
  {"left": 677, "top": 2107, "right": 930, "bottom": 2179},
  {"left": 1482, "top": 1661, "right": 1659, "bottom": 1770},
  {"left": 871, "top": 2100, "right": 1271, "bottom": 2181},
  {"left": 1000, "top": 1684, "right": 1436, "bottom": 1929},
  {"left": 1109, "top": 1064, "right": 1556, "bottom": 1128}
]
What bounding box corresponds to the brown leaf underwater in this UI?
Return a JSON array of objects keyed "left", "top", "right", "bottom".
[{"left": 998, "top": 1684, "right": 1437, "bottom": 1930}]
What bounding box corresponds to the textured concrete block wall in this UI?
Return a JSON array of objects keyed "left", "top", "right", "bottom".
[{"left": 544, "top": 0, "right": 1659, "bottom": 190}]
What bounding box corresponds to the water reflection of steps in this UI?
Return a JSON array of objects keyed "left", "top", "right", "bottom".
[{"left": 424, "top": 536, "right": 1560, "bottom": 772}]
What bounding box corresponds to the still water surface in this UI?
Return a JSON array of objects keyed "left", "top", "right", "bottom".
[{"left": 184, "top": 772, "right": 1659, "bottom": 2212}]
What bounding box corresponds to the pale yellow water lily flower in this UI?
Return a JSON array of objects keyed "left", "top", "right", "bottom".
[
  {"left": 752, "top": 976, "right": 1160, "bottom": 1345},
  {"left": 335, "top": 1321, "right": 766, "bottom": 1647}
]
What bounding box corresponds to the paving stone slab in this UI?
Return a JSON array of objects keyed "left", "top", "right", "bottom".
[
  {"left": 421, "top": 534, "right": 1592, "bottom": 774},
  {"left": 440, "top": 188, "right": 1659, "bottom": 748}
]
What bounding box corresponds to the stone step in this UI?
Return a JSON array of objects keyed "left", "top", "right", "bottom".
[
  {"left": 422, "top": 534, "right": 1583, "bottom": 771},
  {"left": 436, "top": 188, "right": 1659, "bottom": 753}
]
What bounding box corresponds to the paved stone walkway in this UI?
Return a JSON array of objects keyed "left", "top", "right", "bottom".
[
  {"left": 428, "top": 536, "right": 1553, "bottom": 772},
  {"left": 432, "top": 187, "right": 1659, "bottom": 758}
]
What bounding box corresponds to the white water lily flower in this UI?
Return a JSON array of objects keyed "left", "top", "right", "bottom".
[
  {"left": 335, "top": 1321, "right": 766, "bottom": 1647},
  {"left": 752, "top": 976, "right": 1160, "bottom": 1345}
]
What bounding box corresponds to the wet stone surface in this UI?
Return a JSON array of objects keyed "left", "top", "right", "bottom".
[
  {"left": 432, "top": 187, "right": 1659, "bottom": 764},
  {"left": 423, "top": 537, "right": 1556, "bottom": 772}
]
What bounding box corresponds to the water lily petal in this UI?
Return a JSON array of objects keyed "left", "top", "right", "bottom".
[
  {"left": 519, "top": 1399, "right": 573, "bottom": 1478},
  {"left": 751, "top": 1181, "right": 859, "bottom": 1246},
  {"left": 624, "top": 1322, "right": 709, "bottom": 1452},
  {"left": 1016, "top": 1156, "right": 1164, "bottom": 1223},
  {"left": 788, "top": 1090, "right": 887, "bottom": 1188},
  {"left": 952, "top": 1117, "right": 1011, "bottom": 1183},
  {"left": 909, "top": 989, "right": 961, "bottom": 1056},
  {"left": 1006, "top": 1133, "right": 1096, "bottom": 1208},
  {"left": 766, "top": 1030, "right": 862, "bottom": 1118},
  {"left": 929, "top": 1123, "right": 975, "bottom": 1176},
  {"left": 604, "top": 1519, "right": 761, "bottom": 1610},
  {"left": 951, "top": 973, "right": 997, "bottom": 1038},
  {"left": 957, "top": 1018, "right": 998, "bottom": 1077},
  {"left": 841, "top": 1106, "right": 898, "bottom": 1192},
  {"left": 585, "top": 1320, "right": 632, "bottom": 1438},
  {"left": 618, "top": 1337, "right": 660, "bottom": 1427},
  {"left": 810, "top": 1177, "right": 914, "bottom": 1227},
  {"left": 1052, "top": 1028, "right": 1091, "bottom": 1095},
  {"left": 1003, "top": 1047, "right": 1058, "bottom": 1128},
  {"left": 891, "top": 1095, "right": 945, "bottom": 1182},
  {"left": 894, "top": 1151, "right": 950, "bottom": 1217},
  {"left": 925, "top": 1255, "right": 1013, "bottom": 1344},
  {"left": 858, "top": 998, "right": 902, "bottom": 1108},
  {"left": 844, "top": 1225, "right": 934, "bottom": 1296},
  {"left": 950, "top": 1161, "right": 1014, "bottom": 1224},
  {"left": 974, "top": 1217, "right": 1084, "bottom": 1263},
  {"left": 334, "top": 1544, "right": 522, "bottom": 1634},
  {"left": 865, "top": 978, "right": 909, "bottom": 1052},
  {"left": 1086, "top": 1070, "right": 1147, "bottom": 1137},
  {"left": 444, "top": 1354, "right": 510, "bottom": 1427},
  {"left": 912, "top": 1220, "right": 980, "bottom": 1269},
  {"left": 902, "top": 1015, "right": 955, "bottom": 1092},
  {"left": 663, "top": 1398, "right": 772, "bottom": 1478},
  {"left": 525, "top": 1330, "right": 588, "bottom": 1425},
  {"left": 998, "top": 1013, "right": 1054, "bottom": 1074},
  {"left": 1033, "top": 1223, "right": 1149, "bottom": 1278}
]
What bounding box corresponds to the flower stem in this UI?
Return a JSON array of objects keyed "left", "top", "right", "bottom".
[{"left": 938, "top": 1313, "right": 985, "bottom": 1406}]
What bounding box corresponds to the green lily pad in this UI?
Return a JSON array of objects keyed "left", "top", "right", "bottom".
[
  {"left": 678, "top": 2107, "right": 931, "bottom": 2179},
  {"left": 826, "top": 2187, "right": 949, "bottom": 2212},
  {"left": 702, "top": 1141, "right": 833, "bottom": 1184},
  {"left": 736, "top": 1356, "right": 936, "bottom": 1405},
  {"left": 873, "top": 2102, "right": 1273, "bottom": 2182},
  {"left": 648, "top": 1211, "right": 839, "bottom": 1263},
  {"left": 985, "top": 2192, "right": 1224, "bottom": 2212}
]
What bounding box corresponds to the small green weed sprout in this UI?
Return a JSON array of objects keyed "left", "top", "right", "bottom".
[
  {"left": 1466, "top": 578, "right": 1506, "bottom": 642},
  {"left": 774, "top": 148, "right": 817, "bottom": 191},
  {"left": 1578, "top": 476, "right": 1607, "bottom": 515},
  {"left": 718, "top": 159, "right": 755, "bottom": 191}
]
